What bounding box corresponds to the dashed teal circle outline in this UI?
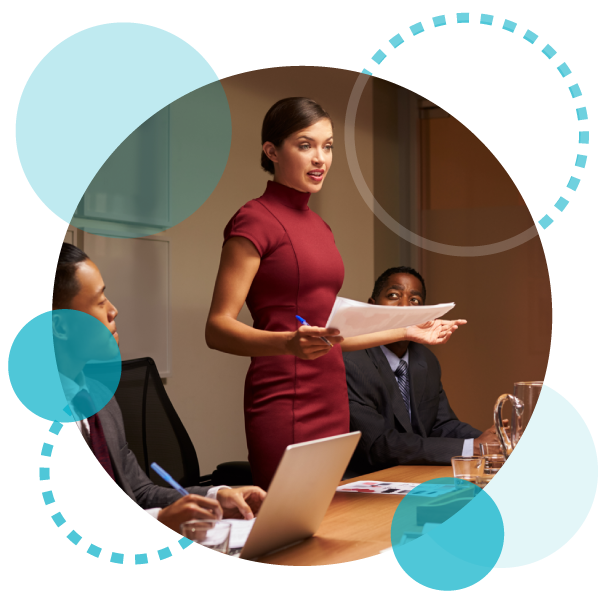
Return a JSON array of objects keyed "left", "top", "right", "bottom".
[
  {"left": 39, "top": 421, "right": 193, "bottom": 564},
  {"left": 356, "top": 11, "right": 587, "bottom": 249}
]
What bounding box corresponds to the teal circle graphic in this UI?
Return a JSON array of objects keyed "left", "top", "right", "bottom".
[
  {"left": 391, "top": 386, "right": 598, "bottom": 590},
  {"left": 390, "top": 477, "right": 490, "bottom": 591},
  {"left": 16, "top": 23, "right": 231, "bottom": 238},
  {"left": 346, "top": 11, "right": 591, "bottom": 256},
  {"left": 9, "top": 310, "right": 121, "bottom": 422},
  {"left": 74, "top": 82, "right": 231, "bottom": 239}
]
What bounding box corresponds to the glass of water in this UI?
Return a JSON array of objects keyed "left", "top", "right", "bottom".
[
  {"left": 180, "top": 520, "right": 231, "bottom": 554},
  {"left": 479, "top": 442, "right": 506, "bottom": 475},
  {"left": 451, "top": 456, "right": 484, "bottom": 483}
]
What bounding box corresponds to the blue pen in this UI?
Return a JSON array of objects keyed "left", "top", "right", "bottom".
[
  {"left": 151, "top": 462, "right": 189, "bottom": 496},
  {"left": 151, "top": 462, "right": 223, "bottom": 520},
  {"left": 295, "top": 315, "right": 334, "bottom": 347}
]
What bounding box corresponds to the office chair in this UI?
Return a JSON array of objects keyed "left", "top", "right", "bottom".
[{"left": 87, "top": 357, "right": 252, "bottom": 488}]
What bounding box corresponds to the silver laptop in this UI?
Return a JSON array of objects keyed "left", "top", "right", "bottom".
[{"left": 239, "top": 431, "right": 361, "bottom": 560}]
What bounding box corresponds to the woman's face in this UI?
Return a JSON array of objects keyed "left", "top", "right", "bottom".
[{"left": 264, "top": 118, "right": 333, "bottom": 194}]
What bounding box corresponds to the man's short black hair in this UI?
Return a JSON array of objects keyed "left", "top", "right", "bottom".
[
  {"left": 53, "top": 242, "right": 89, "bottom": 309},
  {"left": 371, "top": 266, "right": 427, "bottom": 303}
]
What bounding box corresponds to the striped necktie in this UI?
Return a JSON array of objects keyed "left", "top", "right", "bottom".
[
  {"left": 394, "top": 360, "right": 411, "bottom": 419},
  {"left": 73, "top": 390, "right": 116, "bottom": 481}
]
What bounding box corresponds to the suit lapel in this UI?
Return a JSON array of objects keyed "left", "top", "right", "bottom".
[
  {"left": 97, "top": 407, "right": 136, "bottom": 501},
  {"left": 367, "top": 346, "right": 413, "bottom": 433}
]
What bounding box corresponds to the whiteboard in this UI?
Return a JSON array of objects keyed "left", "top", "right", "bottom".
[{"left": 82, "top": 233, "right": 171, "bottom": 377}]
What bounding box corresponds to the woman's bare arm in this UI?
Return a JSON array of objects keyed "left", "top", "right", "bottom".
[
  {"left": 340, "top": 319, "right": 467, "bottom": 352},
  {"left": 205, "top": 237, "right": 343, "bottom": 359}
]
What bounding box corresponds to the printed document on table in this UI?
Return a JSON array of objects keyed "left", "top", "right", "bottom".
[
  {"left": 325, "top": 297, "right": 455, "bottom": 338},
  {"left": 336, "top": 481, "right": 456, "bottom": 497}
]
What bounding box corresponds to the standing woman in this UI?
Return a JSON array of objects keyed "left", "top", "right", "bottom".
[{"left": 206, "top": 98, "right": 463, "bottom": 489}]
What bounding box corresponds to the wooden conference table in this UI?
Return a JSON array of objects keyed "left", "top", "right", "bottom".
[{"left": 256, "top": 463, "right": 453, "bottom": 566}]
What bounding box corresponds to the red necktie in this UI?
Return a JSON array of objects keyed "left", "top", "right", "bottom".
[{"left": 73, "top": 390, "right": 116, "bottom": 481}]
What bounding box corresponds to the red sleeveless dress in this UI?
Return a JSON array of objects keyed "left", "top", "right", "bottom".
[{"left": 223, "top": 181, "right": 349, "bottom": 489}]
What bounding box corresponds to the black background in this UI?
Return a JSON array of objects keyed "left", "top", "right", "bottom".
[{"left": 10, "top": 3, "right": 597, "bottom": 576}]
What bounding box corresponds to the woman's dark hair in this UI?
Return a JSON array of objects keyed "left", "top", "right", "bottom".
[
  {"left": 53, "top": 242, "right": 90, "bottom": 309},
  {"left": 261, "top": 97, "right": 332, "bottom": 174}
]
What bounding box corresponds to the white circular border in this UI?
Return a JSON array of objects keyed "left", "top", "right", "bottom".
[{"left": 345, "top": 10, "right": 591, "bottom": 256}]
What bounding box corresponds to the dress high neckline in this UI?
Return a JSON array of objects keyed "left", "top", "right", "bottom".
[{"left": 264, "top": 180, "right": 311, "bottom": 211}]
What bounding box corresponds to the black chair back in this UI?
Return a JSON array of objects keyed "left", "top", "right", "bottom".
[{"left": 101, "top": 357, "right": 201, "bottom": 488}]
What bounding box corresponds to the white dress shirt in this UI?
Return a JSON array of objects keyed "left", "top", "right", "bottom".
[
  {"left": 58, "top": 372, "right": 223, "bottom": 519},
  {"left": 379, "top": 346, "right": 474, "bottom": 456}
]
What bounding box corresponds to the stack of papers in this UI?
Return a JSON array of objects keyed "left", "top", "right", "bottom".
[{"left": 325, "top": 297, "right": 455, "bottom": 338}]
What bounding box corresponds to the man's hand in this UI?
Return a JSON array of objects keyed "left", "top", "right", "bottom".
[
  {"left": 157, "top": 494, "right": 223, "bottom": 533},
  {"left": 406, "top": 319, "right": 467, "bottom": 345},
  {"left": 473, "top": 420, "right": 509, "bottom": 454},
  {"left": 217, "top": 486, "right": 267, "bottom": 520}
]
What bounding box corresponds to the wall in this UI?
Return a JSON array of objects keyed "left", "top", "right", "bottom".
[
  {"left": 373, "top": 79, "right": 421, "bottom": 278},
  {"left": 370, "top": 96, "right": 551, "bottom": 433},
  {"left": 419, "top": 116, "right": 552, "bottom": 431}
]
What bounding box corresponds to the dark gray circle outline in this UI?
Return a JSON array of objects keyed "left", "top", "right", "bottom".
[{"left": 345, "top": 73, "right": 539, "bottom": 257}]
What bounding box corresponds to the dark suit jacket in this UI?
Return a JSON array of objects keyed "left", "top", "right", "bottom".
[
  {"left": 344, "top": 343, "right": 481, "bottom": 476},
  {"left": 97, "top": 397, "right": 210, "bottom": 509}
]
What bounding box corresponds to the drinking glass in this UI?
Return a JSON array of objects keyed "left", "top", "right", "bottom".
[
  {"left": 180, "top": 520, "right": 231, "bottom": 554},
  {"left": 475, "top": 474, "right": 494, "bottom": 488},
  {"left": 451, "top": 456, "right": 484, "bottom": 483},
  {"left": 478, "top": 442, "right": 506, "bottom": 475}
]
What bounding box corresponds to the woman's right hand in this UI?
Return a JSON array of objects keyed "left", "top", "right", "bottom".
[
  {"left": 207, "top": 237, "right": 343, "bottom": 358},
  {"left": 285, "top": 326, "right": 344, "bottom": 360}
]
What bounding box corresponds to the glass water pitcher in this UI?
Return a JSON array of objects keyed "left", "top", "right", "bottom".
[{"left": 494, "top": 381, "right": 543, "bottom": 456}]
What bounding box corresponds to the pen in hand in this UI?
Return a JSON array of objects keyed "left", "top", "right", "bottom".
[
  {"left": 151, "top": 462, "right": 189, "bottom": 496},
  {"left": 151, "top": 462, "right": 223, "bottom": 521},
  {"left": 295, "top": 315, "right": 334, "bottom": 348}
]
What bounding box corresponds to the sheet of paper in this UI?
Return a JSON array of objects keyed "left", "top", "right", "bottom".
[
  {"left": 223, "top": 517, "right": 256, "bottom": 549},
  {"left": 336, "top": 480, "right": 456, "bottom": 497},
  {"left": 325, "top": 297, "right": 455, "bottom": 338}
]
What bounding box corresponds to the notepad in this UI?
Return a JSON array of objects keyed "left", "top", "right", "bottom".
[{"left": 325, "top": 297, "right": 455, "bottom": 338}]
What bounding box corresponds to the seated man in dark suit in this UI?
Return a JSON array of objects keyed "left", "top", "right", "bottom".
[
  {"left": 53, "top": 243, "right": 266, "bottom": 531},
  {"left": 344, "top": 266, "right": 499, "bottom": 476}
]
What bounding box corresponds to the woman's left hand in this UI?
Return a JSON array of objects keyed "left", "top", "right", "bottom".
[{"left": 406, "top": 319, "right": 467, "bottom": 345}]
